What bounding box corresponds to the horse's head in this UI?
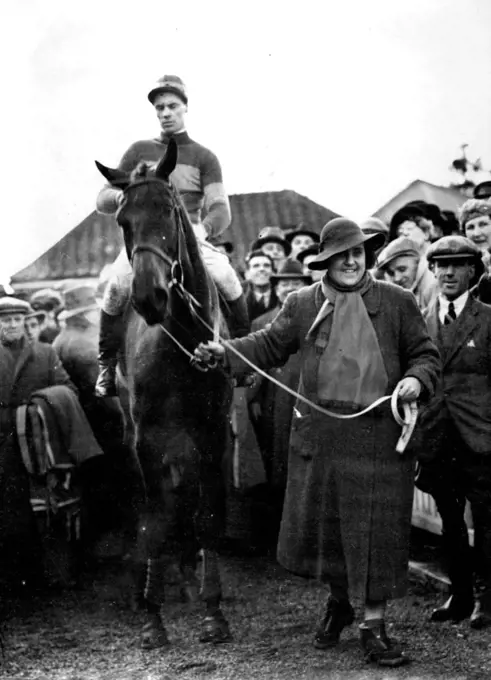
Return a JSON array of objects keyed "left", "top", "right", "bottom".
[{"left": 95, "top": 140, "right": 182, "bottom": 325}]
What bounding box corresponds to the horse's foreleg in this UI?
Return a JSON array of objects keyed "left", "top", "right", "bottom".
[{"left": 195, "top": 426, "right": 232, "bottom": 643}]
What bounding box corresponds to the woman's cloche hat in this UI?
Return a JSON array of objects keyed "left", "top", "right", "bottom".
[{"left": 307, "top": 218, "right": 386, "bottom": 271}]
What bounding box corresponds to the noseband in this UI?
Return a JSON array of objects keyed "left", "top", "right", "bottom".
[{"left": 120, "top": 177, "right": 204, "bottom": 332}]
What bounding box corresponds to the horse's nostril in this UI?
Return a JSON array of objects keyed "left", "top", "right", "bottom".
[{"left": 155, "top": 288, "right": 168, "bottom": 304}]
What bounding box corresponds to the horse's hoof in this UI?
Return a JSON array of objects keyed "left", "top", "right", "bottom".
[
  {"left": 141, "top": 616, "right": 169, "bottom": 650},
  {"left": 199, "top": 614, "right": 232, "bottom": 644}
]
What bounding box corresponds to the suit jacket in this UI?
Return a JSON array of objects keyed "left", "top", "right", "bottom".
[
  {"left": 421, "top": 294, "right": 491, "bottom": 456},
  {"left": 244, "top": 285, "right": 279, "bottom": 323}
]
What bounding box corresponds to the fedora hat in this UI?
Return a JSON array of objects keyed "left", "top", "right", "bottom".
[
  {"left": 285, "top": 225, "right": 320, "bottom": 244},
  {"left": 474, "top": 180, "right": 491, "bottom": 200},
  {"left": 296, "top": 244, "right": 319, "bottom": 264},
  {"left": 57, "top": 284, "right": 100, "bottom": 322},
  {"left": 251, "top": 226, "right": 292, "bottom": 256},
  {"left": 307, "top": 218, "right": 386, "bottom": 271},
  {"left": 270, "top": 259, "right": 312, "bottom": 284}
]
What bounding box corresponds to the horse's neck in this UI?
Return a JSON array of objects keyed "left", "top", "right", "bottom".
[{"left": 169, "top": 239, "right": 213, "bottom": 338}]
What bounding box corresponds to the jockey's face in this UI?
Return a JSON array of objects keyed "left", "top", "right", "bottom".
[
  {"left": 153, "top": 93, "right": 187, "bottom": 136},
  {"left": 0, "top": 313, "right": 26, "bottom": 344}
]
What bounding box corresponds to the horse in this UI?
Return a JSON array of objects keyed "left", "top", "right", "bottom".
[{"left": 95, "top": 138, "right": 234, "bottom": 649}]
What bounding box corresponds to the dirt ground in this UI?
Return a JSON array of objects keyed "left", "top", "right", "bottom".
[{"left": 1, "top": 550, "right": 490, "bottom": 680}]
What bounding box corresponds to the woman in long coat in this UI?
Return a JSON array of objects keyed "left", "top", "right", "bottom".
[{"left": 196, "top": 218, "right": 440, "bottom": 667}]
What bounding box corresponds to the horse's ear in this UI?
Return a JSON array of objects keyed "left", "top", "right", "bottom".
[
  {"left": 95, "top": 161, "right": 130, "bottom": 188},
  {"left": 155, "top": 138, "right": 178, "bottom": 179}
]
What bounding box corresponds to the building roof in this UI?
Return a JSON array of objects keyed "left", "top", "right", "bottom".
[
  {"left": 11, "top": 190, "right": 339, "bottom": 286},
  {"left": 373, "top": 179, "right": 467, "bottom": 224}
]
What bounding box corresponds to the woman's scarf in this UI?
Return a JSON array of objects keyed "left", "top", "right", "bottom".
[{"left": 314, "top": 272, "right": 389, "bottom": 408}]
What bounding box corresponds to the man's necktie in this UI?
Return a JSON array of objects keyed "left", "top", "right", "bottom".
[{"left": 444, "top": 301, "right": 457, "bottom": 325}]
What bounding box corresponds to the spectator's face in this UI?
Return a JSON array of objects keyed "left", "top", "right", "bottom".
[
  {"left": 0, "top": 313, "right": 26, "bottom": 343},
  {"left": 261, "top": 241, "right": 286, "bottom": 262},
  {"left": 327, "top": 245, "right": 366, "bottom": 287},
  {"left": 383, "top": 255, "right": 419, "bottom": 290},
  {"left": 153, "top": 92, "right": 187, "bottom": 135},
  {"left": 275, "top": 278, "right": 307, "bottom": 304},
  {"left": 464, "top": 214, "right": 491, "bottom": 252},
  {"left": 246, "top": 255, "right": 273, "bottom": 287},
  {"left": 290, "top": 234, "right": 316, "bottom": 259},
  {"left": 434, "top": 258, "right": 475, "bottom": 300},
  {"left": 25, "top": 317, "right": 41, "bottom": 342},
  {"left": 302, "top": 255, "right": 323, "bottom": 282},
  {"left": 397, "top": 219, "right": 430, "bottom": 247}
]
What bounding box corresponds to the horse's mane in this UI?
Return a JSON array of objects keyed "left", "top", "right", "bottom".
[{"left": 130, "top": 161, "right": 155, "bottom": 182}]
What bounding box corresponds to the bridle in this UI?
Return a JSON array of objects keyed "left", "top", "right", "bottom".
[
  {"left": 119, "top": 177, "right": 215, "bottom": 371},
  {"left": 121, "top": 177, "right": 204, "bottom": 313}
]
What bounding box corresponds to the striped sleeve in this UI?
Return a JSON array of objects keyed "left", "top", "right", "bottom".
[{"left": 200, "top": 149, "right": 231, "bottom": 239}]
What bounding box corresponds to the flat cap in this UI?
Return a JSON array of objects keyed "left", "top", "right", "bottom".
[
  {"left": 376, "top": 237, "right": 421, "bottom": 271},
  {"left": 426, "top": 235, "right": 481, "bottom": 262},
  {"left": 0, "top": 296, "right": 32, "bottom": 316}
]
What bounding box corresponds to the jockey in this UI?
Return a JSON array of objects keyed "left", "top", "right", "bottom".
[{"left": 95, "top": 75, "right": 249, "bottom": 397}]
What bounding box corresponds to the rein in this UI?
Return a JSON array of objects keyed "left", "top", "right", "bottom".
[
  {"left": 192, "top": 313, "right": 418, "bottom": 454},
  {"left": 120, "top": 177, "right": 417, "bottom": 452},
  {"left": 122, "top": 177, "right": 217, "bottom": 372}
]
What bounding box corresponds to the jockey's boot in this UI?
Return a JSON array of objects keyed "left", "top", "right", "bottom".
[
  {"left": 95, "top": 310, "right": 123, "bottom": 398},
  {"left": 226, "top": 293, "right": 250, "bottom": 338}
]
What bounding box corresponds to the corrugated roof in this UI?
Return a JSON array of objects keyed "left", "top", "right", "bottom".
[
  {"left": 373, "top": 179, "right": 467, "bottom": 224},
  {"left": 11, "top": 190, "right": 339, "bottom": 285}
]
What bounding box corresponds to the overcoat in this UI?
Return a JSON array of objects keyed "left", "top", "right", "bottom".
[
  {"left": 53, "top": 320, "right": 145, "bottom": 545},
  {"left": 226, "top": 280, "right": 440, "bottom": 602},
  {"left": 250, "top": 305, "right": 302, "bottom": 490},
  {"left": 0, "top": 340, "right": 75, "bottom": 583},
  {"left": 419, "top": 295, "right": 491, "bottom": 458}
]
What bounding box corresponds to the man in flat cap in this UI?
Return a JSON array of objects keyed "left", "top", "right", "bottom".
[
  {"left": 29, "top": 288, "right": 63, "bottom": 344},
  {"left": 94, "top": 75, "right": 249, "bottom": 397},
  {"left": 0, "top": 296, "right": 75, "bottom": 588},
  {"left": 416, "top": 236, "right": 491, "bottom": 629},
  {"left": 375, "top": 236, "right": 438, "bottom": 310}
]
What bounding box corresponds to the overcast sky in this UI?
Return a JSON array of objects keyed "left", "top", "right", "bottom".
[{"left": 2, "top": 0, "right": 491, "bottom": 283}]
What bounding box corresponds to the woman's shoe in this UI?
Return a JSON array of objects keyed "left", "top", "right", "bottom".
[
  {"left": 313, "top": 597, "right": 355, "bottom": 649},
  {"left": 359, "top": 621, "right": 409, "bottom": 667}
]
